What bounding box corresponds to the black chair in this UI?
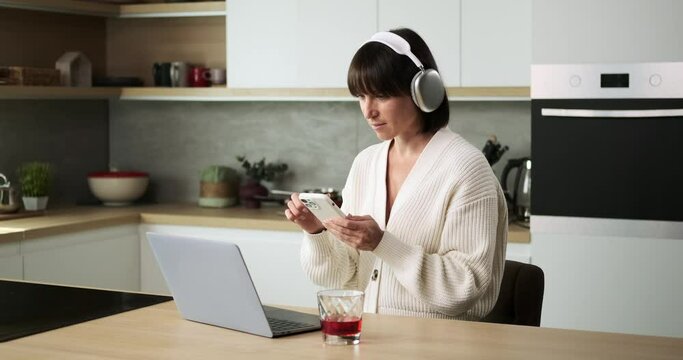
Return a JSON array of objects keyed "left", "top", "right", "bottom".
[{"left": 482, "top": 260, "right": 545, "bottom": 326}]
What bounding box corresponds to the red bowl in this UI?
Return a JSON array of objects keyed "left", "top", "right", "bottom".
[{"left": 88, "top": 171, "right": 148, "bottom": 178}]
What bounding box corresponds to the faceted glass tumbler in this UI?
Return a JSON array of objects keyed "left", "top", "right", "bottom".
[{"left": 317, "top": 289, "right": 364, "bottom": 345}]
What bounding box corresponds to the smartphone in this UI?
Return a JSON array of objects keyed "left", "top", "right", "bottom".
[{"left": 299, "top": 193, "right": 345, "bottom": 222}]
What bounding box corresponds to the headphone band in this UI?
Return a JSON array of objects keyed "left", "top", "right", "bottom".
[
  {"left": 365, "top": 32, "right": 425, "bottom": 70},
  {"left": 363, "top": 31, "right": 445, "bottom": 113}
]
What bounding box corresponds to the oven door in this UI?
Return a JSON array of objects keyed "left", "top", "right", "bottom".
[{"left": 532, "top": 99, "right": 683, "bottom": 222}]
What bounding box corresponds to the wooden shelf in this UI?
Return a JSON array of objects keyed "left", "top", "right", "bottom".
[
  {"left": 0, "top": 0, "right": 115, "bottom": 17},
  {"left": 118, "top": 1, "right": 226, "bottom": 18},
  {"left": 0, "top": 86, "right": 117, "bottom": 99},
  {"left": 446, "top": 87, "right": 530, "bottom": 99},
  {"left": 120, "top": 87, "right": 530, "bottom": 101},
  {"left": 118, "top": 87, "right": 355, "bottom": 101},
  {"left": 0, "top": 86, "right": 530, "bottom": 101},
  {"left": 0, "top": 0, "right": 226, "bottom": 18}
]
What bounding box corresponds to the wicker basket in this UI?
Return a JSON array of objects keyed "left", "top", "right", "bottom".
[{"left": 0, "top": 66, "right": 61, "bottom": 86}]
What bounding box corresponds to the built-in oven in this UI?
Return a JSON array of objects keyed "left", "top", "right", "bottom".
[
  {"left": 531, "top": 62, "right": 683, "bottom": 222},
  {"left": 529, "top": 63, "right": 683, "bottom": 337}
]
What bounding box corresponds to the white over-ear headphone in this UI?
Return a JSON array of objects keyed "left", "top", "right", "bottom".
[{"left": 366, "top": 31, "right": 445, "bottom": 113}]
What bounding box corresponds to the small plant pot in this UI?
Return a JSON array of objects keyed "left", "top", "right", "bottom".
[
  {"left": 199, "top": 181, "right": 237, "bottom": 208},
  {"left": 239, "top": 179, "right": 268, "bottom": 209},
  {"left": 22, "top": 196, "right": 48, "bottom": 211}
]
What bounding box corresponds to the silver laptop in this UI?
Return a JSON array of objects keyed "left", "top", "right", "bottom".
[{"left": 146, "top": 232, "right": 321, "bottom": 338}]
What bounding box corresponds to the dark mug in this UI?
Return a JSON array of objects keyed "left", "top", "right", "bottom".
[
  {"left": 170, "top": 62, "right": 189, "bottom": 87},
  {"left": 189, "top": 66, "right": 211, "bottom": 87},
  {"left": 153, "top": 62, "right": 172, "bottom": 87}
]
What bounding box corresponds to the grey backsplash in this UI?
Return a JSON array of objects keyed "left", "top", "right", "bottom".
[
  {"left": 0, "top": 100, "right": 109, "bottom": 205},
  {"left": 110, "top": 101, "right": 530, "bottom": 203}
]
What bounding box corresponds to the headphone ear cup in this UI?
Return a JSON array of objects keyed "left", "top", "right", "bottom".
[{"left": 410, "top": 69, "right": 445, "bottom": 113}]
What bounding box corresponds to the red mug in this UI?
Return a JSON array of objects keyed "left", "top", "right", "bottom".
[{"left": 190, "top": 67, "right": 211, "bottom": 87}]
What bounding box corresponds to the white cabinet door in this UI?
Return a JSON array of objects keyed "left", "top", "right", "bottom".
[
  {"left": 0, "top": 239, "right": 22, "bottom": 280},
  {"left": 532, "top": 0, "right": 683, "bottom": 64},
  {"left": 505, "top": 242, "right": 531, "bottom": 263},
  {"left": 378, "top": 0, "right": 461, "bottom": 87},
  {"left": 461, "top": 0, "right": 531, "bottom": 86},
  {"left": 22, "top": 225, "right": 140, "bottom": 292},
  {"left": 532, "top": 232, "right": 683, "bottom": 338},
  {"left": 227, "top": 0, "right": 377, "bottom": 88},
  {"left": 141, "top": 224, "right": 323, "bottom": 307}
]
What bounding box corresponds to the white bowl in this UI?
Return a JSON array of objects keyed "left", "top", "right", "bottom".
[{"left": 88, "top": 171, "right": 149, "bottom": 206}]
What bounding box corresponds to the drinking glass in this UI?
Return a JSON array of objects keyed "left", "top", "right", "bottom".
[{"left": 317, "top": 289, "right": 364, "bottom": 345}]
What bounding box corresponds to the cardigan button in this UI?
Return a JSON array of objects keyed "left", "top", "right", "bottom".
[{"left": 371, "top": 269, "right": 379, "bottom": 281}]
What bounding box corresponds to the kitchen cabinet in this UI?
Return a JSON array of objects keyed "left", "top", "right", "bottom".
[
  {"left": 22, "top": 224, "right": 140, "bottom": 292},
  {"left": 141, "top": 223, "right": 530, "bottom": 304},
  {"left": 227, "top": 0, "right": 527, "bottom": 97},
  {"left": 533, "top": 0, "right": 683, "bottom": 64},
  {"left": 140, "top": 224, "right": 322, "bottom": 307},
  {"left": 106, "top": 15, "right": 225, "bottom": 89},
  {"left": 227, "top": 0, "right": 376, "bottom": 88},
  {"left": 378, "top": 0, "right": 461, "bottom": 87},
  {"left": 532, "top": 225, "right": 683, "bottom": 338},
  {"left": 461, "top": 0, "right": 531, "bottom": 86},
  {"left": 0, "top": 0, "right": 529, "bottom": 100},
  {"left": 0, "top": 238, "right": 23, "bottom": 280}
]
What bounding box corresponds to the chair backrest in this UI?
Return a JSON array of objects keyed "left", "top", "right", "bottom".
[{"left": 482, "top": 260, "right": 545, "bottom": 326}]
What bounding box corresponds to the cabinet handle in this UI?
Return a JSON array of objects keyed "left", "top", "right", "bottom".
[{"left": 541, "top": 108, "right": 683, "bottom": 118}]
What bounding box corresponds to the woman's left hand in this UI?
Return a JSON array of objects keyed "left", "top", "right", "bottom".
[{"left": 323, "top": 215, "right": 384, "bottom": 251}]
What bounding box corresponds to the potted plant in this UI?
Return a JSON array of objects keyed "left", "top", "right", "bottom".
[
  {"left": 17, "top": 161, "right": 53, "bottom": 211},
  {"left": 198, "top": 165, "right": 239, "bottom": 208},
  {"left": 236, "top": 156, "right": 288, "bottom": 209}
]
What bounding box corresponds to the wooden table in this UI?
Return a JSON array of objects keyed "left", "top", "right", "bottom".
[{"left": 0, "top": 301, "right": 681, "bottom": 359}]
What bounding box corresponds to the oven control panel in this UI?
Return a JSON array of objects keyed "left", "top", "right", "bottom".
[{"left": 531, "top": 62, "right": 683, "bottom": 98}]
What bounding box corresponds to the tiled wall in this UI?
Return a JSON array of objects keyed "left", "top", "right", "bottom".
[
  {"left": 0, "top": 100, "right": 109, "bottom": 205},
  {"left": 110, "top": 101, "right": 530, "bottom": 203}
]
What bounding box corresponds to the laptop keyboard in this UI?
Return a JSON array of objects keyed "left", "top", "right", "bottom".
[{"left": 267, "top": 317, "right": 315, "bottom": 332}]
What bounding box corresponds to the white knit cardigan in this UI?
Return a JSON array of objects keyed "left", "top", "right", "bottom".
[{"left": 301, "top": 127, "right": 508, "bottom": 320}]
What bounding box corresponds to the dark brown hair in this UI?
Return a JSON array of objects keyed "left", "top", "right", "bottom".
[{"left": 347, "top": 28, "right": 449, "bottom": 133}]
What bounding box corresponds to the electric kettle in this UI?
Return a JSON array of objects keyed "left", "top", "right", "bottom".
[
  {"left": 0, "top": 173, "right": 20, "bottom": 214},
  {"left": 501, "top": 158, "right": 531, "bottom": 223}
]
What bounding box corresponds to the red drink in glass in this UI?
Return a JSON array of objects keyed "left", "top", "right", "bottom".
[
  {"left": 317, "top": 289, "right": 364, "bottom": 345},
  {"left": 321, "top": 317, "right": 362, "bottom": 336}
]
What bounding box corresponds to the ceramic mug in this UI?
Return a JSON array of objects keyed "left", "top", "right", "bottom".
[
  {"left": 153, "top": 62, "right": 172, "bottom": 87},
  {"left": 210, "top": 68, "right": 226, "bottom": 85},
  {"left": 170, "top": 62, "right": 190, "bottom": 87},
  {"left": 190, "top": 67, "right": 211, "bottom": 87}
]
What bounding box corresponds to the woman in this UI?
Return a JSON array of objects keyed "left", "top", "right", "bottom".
[{"left": 285, "top": 28, "right": 507, "bottom": 320}]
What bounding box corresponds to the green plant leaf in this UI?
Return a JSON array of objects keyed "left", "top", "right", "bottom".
[
  {"left": 235, "top": 155, "right": 288, "bottom": 182},
  {"left": 16, "top": 162, "right": 53, "bottom": 197}
]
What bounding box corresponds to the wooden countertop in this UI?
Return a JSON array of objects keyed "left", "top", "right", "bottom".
[
  {"left": 0, "top": 300, "right": 680, "bottom": 359},
  {"left": 0, "top": 203, "right": 530, "bottom": 243}
]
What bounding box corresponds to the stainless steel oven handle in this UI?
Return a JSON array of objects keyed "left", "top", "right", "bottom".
[{"left": 541, "top": 108, "right": 683, "bottom": 118}]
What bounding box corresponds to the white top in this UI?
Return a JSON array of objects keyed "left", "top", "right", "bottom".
[{"left": 301, "top": 127, "right": 508, "bottom": 320}]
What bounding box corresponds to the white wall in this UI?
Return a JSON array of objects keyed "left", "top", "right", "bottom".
[{"left": 533, "top": 0, "right": 683, "bottom": 64}]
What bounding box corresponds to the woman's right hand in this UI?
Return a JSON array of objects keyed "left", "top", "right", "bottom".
[{"left": 284, "top": 192, "right": 325, "bottom": 234}]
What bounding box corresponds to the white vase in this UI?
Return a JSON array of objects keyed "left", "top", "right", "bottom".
[{"left": 22, "top": 196, "right": 49, "bottom": 211}]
